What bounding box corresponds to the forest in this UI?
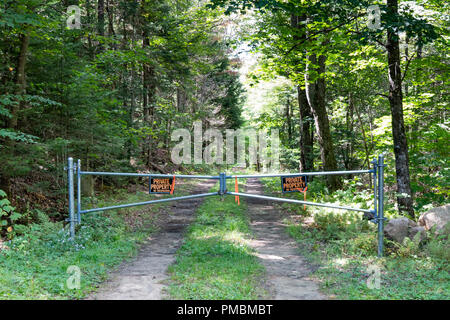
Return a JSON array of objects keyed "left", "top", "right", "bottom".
[{"left": 0, "top": 0, "right": 448, "bottom": 300}]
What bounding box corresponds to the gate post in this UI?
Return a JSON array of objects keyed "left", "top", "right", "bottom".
[
  {"left": 219, "top": 172, "right": 226, "bottom": 200},
  {"left": 377, "top": 154, "right": 385, "bottom": 257},
  {"left": 77, "top": 159, "right": 81, "bottom": 225},
  {"left": 67, "top": 157, "right": 75, "bottom": 240},
  {"left": 371, "top": 158, "right": 378, "bottom": 220}
]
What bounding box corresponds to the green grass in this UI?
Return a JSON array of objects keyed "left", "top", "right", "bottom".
[
  {"left": 166, "top": 181, "right": 267, "bottom": 299},
  {"left": 0, "top": 182, "right": 194, "bottom": 299},
  {"left": 260, "top": 176, "right": 450, "bottom": 300}
]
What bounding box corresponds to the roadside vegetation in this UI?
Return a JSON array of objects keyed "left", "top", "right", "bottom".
[
  {"left": 0, "top": 182, "right": 194, "bottom": 299},
  {"left": 260, "top": 177, "right": 450, "bottom": 300},
  {"left": 166, "top": 180, "right": 268, "bottom": 299}
]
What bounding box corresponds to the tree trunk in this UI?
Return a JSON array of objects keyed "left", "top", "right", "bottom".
[
  {"left": 285, "top": 96, "right": 292, "bottom": 142},
  {"left": 9, "top": 33, "right": 30, "bottom": 130},
  {"left": 106, "top": 0, "right": 115, "bottom": 37},
  {"left": 177, "top": 87, "right": 186, "bottom": 112},
  {"left": 344, "top": 94, "right": 354, "bottom": 171},
  {"left": 410, "top": 33, "right": 423, "bottom": 154},
  {"left": 354, "top": 102, "right": 371, "bottom": 172},
  {"left": 143, "top": 32, "right": 150, "bottom": 123},
  {"left": 300, "top": 17, "right": 340, "bottom": 189},
  {"left": 97, "top": 0, "right": 105, "bottom": 37},
  {"left": 387, "top": 0, "right": 415, "bottom": 218},
  {"left": 142, "top": 28, "right": 156, "bottom": 167},
  {"left": 297, "top": 86, "right": 314, "bottom": 173},
  {"left": 1, "top": 32, "right": 30, "bottom": 194},
  {"left": 142, "top": 30, "right": 150, "bottom": 166},
  {"left": 309, "top": 53, "right": 341, "bottom": 190},
  {"left": 291, "top": 14, "right": 314, "bottom": 173},
  {"left": 96, "top": 0, "right": 105, "bottom": 52}
]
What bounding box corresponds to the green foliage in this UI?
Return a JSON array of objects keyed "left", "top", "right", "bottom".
[
  {"left": 0, "top": 129, "right": 38, "bottom": 143},
  {"left": 0, "top": 188, "right": 164, "bottom": 299},
  {"left": 0, "top": 0, "right": 448, "bottom": 300},
  {"left": 227, "top": 0, "right": 448, "bottom": 216},
  {"left": 0, "top": 0, "right": 246, "bottom": 224},
  {"left": 426, "top": 235, "right": 450, "bottom": 262},
  {"left": 0, "top": 190, "right": 24, "bottom": 239},
  {"left": 314, "top": 211, "right": 372, "bottom": 241}
]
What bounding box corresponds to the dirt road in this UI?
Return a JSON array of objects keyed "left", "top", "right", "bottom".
[
  {"left": 245, "top": 178, "right": 327, "bottom": 300},
  {"left": 88, "top": 180, "right": 215, "bottom": 300},
  {"left": 88, "top": 178, "right": 325, "bottom": 300}
]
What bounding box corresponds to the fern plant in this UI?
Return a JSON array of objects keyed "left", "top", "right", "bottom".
[{"left": 0, "top": 189, "right": 22, "bottom": 239}]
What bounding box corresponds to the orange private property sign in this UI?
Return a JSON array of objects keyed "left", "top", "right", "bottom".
[
  {"left": 149, "top": 177, "right": 175, "bottom": 194},
  {"left": 281, "top": 175, "right": 307, "bottom": 193}
]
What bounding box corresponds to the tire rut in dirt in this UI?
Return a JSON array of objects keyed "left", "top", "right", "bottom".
[
  {"left": 245, "top": 178, "right": 327, "bottom": 300},
  {"left": 87, "top": 180, "right": 216, "bottom": 300}
]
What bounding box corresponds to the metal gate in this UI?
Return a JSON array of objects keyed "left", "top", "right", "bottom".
[{"left": 66, "top": 154, "right": 386, "bottom": 256}]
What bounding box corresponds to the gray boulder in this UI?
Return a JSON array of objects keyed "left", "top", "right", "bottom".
[
  {"left": 408, "top": 226, "right": 427, "bottom": 243},
  {"left": 384, "top": 217, "right": 416, "bottom": 243},
  {"left": 418, "top": 204, "right": 450, "bottom": 234}
]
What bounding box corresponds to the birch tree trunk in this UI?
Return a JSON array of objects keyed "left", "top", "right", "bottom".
[{"left": 290, "top": 14, "right": 314, "bottom": 173}]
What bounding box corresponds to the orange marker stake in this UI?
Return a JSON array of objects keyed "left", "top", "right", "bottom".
[
  {"left": 170, "top": 175, "right": 176, "bottom": 195},
  {"left": 296, "top": 186, "right": 308, "bottom": 210},
  {"left": 234, "top": 176, "right": 240, "bottom": 205},
  {"left": 303, "top": 186, "right": 308, "bottom": 210}
]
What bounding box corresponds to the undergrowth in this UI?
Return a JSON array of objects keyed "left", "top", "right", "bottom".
[
  {"left": 0, "top": 182, "right": 194, "bottom": 299},
  {"left": 260, "top": 176, "right": 450, "bottom": 300}
]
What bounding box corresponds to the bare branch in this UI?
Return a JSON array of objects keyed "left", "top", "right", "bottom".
[
  {"left": 376, "top": 93, "right": 390, "bottom": 98},
  {"left": 401, "top": 52, "right": 417, "bottom": 82},
  {"left": 284, "top": 13, "right": 366, "bottom": 57}
]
